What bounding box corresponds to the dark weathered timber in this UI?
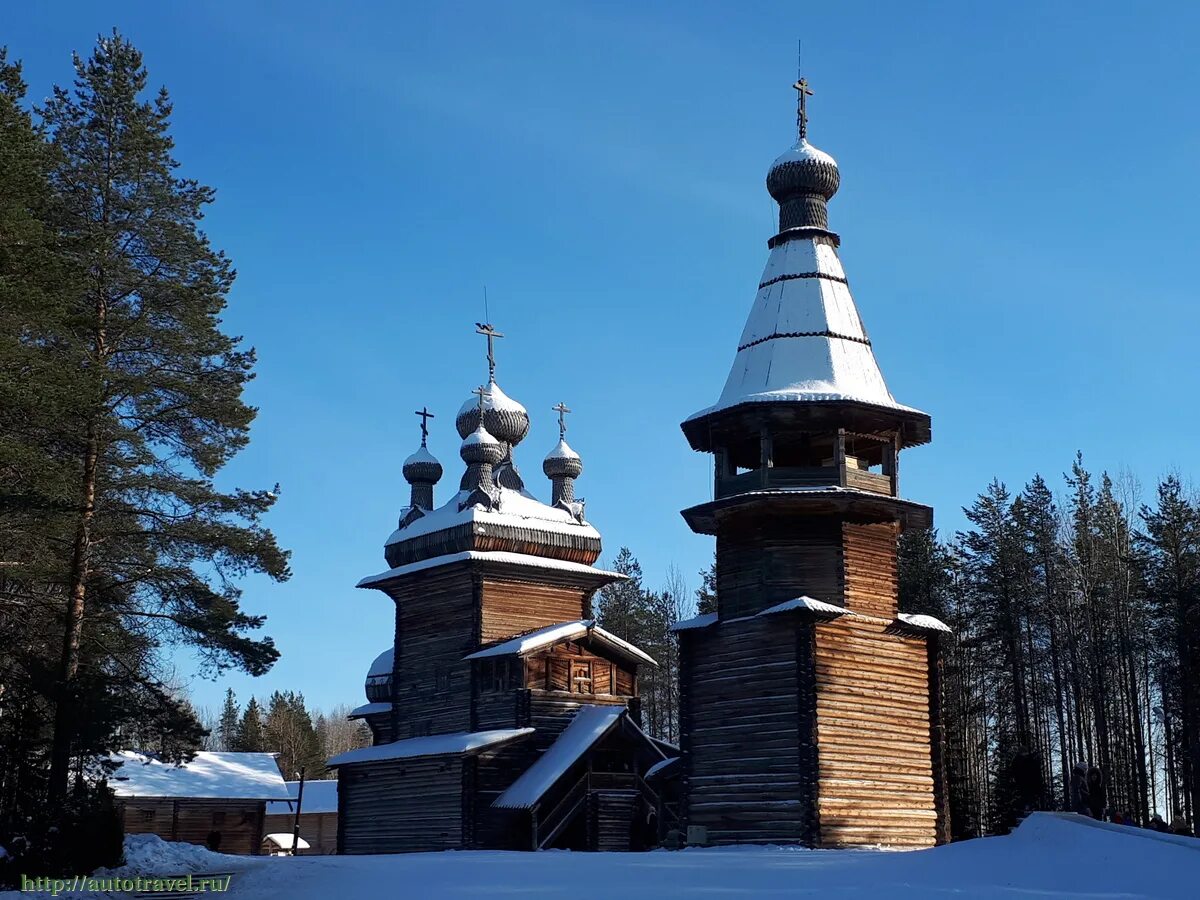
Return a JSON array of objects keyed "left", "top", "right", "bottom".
[
  {"left": 119, "top": 799, "right": 265, "bottom": 856},
  {"left": 927, "top": 637, "right": 951, "bottom": 845},
  {"left": 337, "top": 757, "right": 465, "bottom": 854}
]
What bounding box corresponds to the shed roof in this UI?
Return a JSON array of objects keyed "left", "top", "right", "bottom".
[
  {"left": 493, "top": 706, "right": 633, "bottom": 809},
  {"left": 463, "top": 619, "right": 657, "bottom": 667},
  {"left": 266, "top": 779, "right": 338, "bottom": 816},
  {"left": 262, "top": 833, "right": 310, "bottom": 850},
  {"left": 327, "top": 728, "right": 533, "bottom": 768},
  {"left": 108, "top": 751, "right": 289, "bottom": 801}
]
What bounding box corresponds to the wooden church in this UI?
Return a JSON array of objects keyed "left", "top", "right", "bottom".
[
  {"left": 672, "top": 79, "right": 951, "bottom": 848},
  {"left": 332, "top": 333, "right": 671, "bottom": 853}
]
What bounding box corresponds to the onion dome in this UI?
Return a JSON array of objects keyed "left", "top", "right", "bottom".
[
  {"left": 543, "top": 438, "right": 583, "bottom": 480},
  {"left": 403, "top": 444, "right": 443, "bottom": 486},
  {"left": 767, "top": 139, "right": 840, "bottom": 203},
  {"left": 365, "top": 647, "right": 393, "bottom": 703},
  {"left": 455, "top": 381, "right": 530, "bottom": 447},
  {"left": 460, "top": 422, "right": 503, "bottom": 466}
]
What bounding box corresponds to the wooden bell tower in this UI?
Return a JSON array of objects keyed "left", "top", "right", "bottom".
[{"left": 674, "top": 77, "right": 949, "bottom": 848}]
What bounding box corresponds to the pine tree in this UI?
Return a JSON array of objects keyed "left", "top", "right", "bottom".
[
  {"left": 234, "top": 697, "right": 266, "bottom": 752},
  {"left": 217, "top": 689, "right": 240, "bottom": 752},
  {"left": 36, "top": 31, "right": 290, "bottom": 798},
  {"left": 264, "top": 691, "right": 326, "bottom": 779}
]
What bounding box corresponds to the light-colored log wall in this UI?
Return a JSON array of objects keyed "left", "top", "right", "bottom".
[
  {"left": 841, "top": 521, "right": 900, "bottom": 619},
  {"left": 480, "top": 579, "right": 587, "bottom": 643},
  {"left": 814, "top": 617, "right": 936, "bottom": 848}
]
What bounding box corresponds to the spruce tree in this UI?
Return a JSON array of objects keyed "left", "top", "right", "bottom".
[
  {"left": 695, "top": 560, "right": 717, "bottom": 615},
  {"left": 217, "top": 688, "right": 240, "bottom": 752},
  {"left": 265, "top": 691, "right": 326, "bottom": 779},
  {"left": 35, "top": 31, "right": 290, "bottom": 798},
  {"left": 595, "top": 548, "right": 645, "bottom": 642},
  {"left": 234, "top": 697, "right": 267, "bottom": 752}
]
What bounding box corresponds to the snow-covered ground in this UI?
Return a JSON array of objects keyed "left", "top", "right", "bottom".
[{"left": 3, "top": 813, "right": 1196, "bottom": 898}]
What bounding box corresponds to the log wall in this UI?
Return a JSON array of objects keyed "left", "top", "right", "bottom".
[
  {"left": 841, "top": 521, "right": 899, "bottom": 618},
  {"left": 261, "top": 811, "right": 338, "bottom": 854},
  {"left": 390, "top": 567, "right": 477, "bottom": 739},
  {"left": 119, "top": 799, "right": 264, "bottom": 855},
  {"left": 479, "top": 578, "right": 587, "bottom": 643},
  {"left": 813, "top": 617, "right": 937, "bottom": 848},
  {"left": 679, "top": 616, "right": 809, "bottom": 844},
  {"left": 716, "top": 516, "right": 844, "bottom": 618},
  {"left": 337, "top": 757, "right": 464, "bottom": 854}
]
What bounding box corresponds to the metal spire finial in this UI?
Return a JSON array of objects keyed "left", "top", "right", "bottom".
[
  {"left": 552, "top": 402, "right": 571, "bottom": 439},
  {"left": 414, "top": 406, "right": 435, "bottom": 446},
  {"left": 475, "top": 322, "right": 504, "bottom": 382}
]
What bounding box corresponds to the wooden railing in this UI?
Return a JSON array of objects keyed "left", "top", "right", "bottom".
[
  {"left": 532, "top": 773, "right": 590, "bottom": 850},
  {"left": 716, "top": 465, "right": 893, "bottom": 499}
]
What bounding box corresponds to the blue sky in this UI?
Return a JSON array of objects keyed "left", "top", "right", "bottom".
[{"left": 7, "top": 2, "right": 1200, "bottom": 714}]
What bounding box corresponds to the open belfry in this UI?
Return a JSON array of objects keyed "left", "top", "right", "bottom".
[
  {"left": 673, "top": 78, "right": 950, "bottom": 848},
  {"left": 333, "top": 326, "right": 669, "bottom": 853}
]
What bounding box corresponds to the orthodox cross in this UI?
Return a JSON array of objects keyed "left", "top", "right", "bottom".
[
  {"left": 472, "top": 385, "right": 488, "bottom": 414},
  {"left": 414, "top": 406, "right": 434, "bottom": 446},
  {"left": 793, "top": 76, "right": 813, "bottom": 140},
  {"left": 475, "top": 322, "right": 504, "bottom": 382},
  {"left": 552, "top": 401, "right": 571, "bottom": 438}
]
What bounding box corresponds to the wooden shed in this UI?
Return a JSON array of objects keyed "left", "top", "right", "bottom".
[
  {"left": 109, "top": 751, "right": 290, "bottom": 855},
  {"left": 263, "top": 779, "right": 339, "bottom": 855}
]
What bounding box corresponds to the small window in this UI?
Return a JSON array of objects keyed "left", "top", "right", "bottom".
[
  {"left": 435, "top": 668, "right": 450, "bottom": 691},
  {"left": 571, "top": 661, "right": 592, "bottom": 694},
  {"left": 140, "top": 809, "right": 155, "bottom": 823}
]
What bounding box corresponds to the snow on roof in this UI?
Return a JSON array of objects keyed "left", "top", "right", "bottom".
[
  {"left": 645, "top": 756, "right": 679, "bottom": 780},
  {"left": 327, "top": 729, "right": 533, "bottom": 767},
  {"left": 348, "top": 702, "right": 391, "bottom": 719},
  {"left": 403, "top": 445, "right": 440, "bottom": 467},
  {"left": 670, "top": 612, "right": 718, "bottom": 632},
  {"left": 545, "top": 438, "right": 580, "bottom": 462},
  {"left": 266, "top": 779, "right": 338, "bottom": 816},
  {"left": 462, "top": 423, "right": 500, "bottom": 449},
  {"left": 108, "top": 751, "right": 290, "bottom": 801},
  {"left": 366, "top": 648, "right": 393, "bottom": 679},
  {"left": 671, "top": 598, "right": 851, "bottom": 632},
  {"left": 687, "top": 236, "right": 925, "bottom": 422},
  {"left": 263, "top": 833, "right": 310, "bottom": 850},
  {"left": 384, "top": 488, "right": 599, "bottom": 547},
  {"left": 759, "top": 596, "right": 851, "bottom": 618},
  {"left": 358, "top": 551, "right": 626, "bottom": 589},
  {"left": 896, "top": 612, "right": 953, "bottom": 633},
  {"left": 770, "top": 137, "right": 837, "bottom": 170},
  {"left": 456, "top": 379, "right": 526, "bottom": 421},
  {"left": 463, "top": 619, "right": 657, "bottom": 667},
  {"left": 493, "top": 707, "right": 627, "bottom": 809}
]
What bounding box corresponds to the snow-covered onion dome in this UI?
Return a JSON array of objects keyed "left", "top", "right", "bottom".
[
  {"left": 766, "top": 138, "right": 840, "bottom": 231},
  {"left": 543, "top": 438, "right": 583, "bottom": 480},
  {"left": 455, "top": 381, "right": 530, "bottom": 448},
  {"left": 544, "top": 438, "right": 583, "bottom": 508},
  {"left": 364, "top": 647, "right": 393, "bottom": 703},
  {"left": 402, "top": 444, "right": 442, "bottom": 512},
  {"left": 402, "top": 444, "right": 443, "bottom": 485},
  {"left": 460, "top": 422, "right": 504, "bottom": 466}
]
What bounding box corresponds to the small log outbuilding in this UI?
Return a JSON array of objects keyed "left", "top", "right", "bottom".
[
  {"left": 674, "top": 80, "right": 950, "bottom": 849},
  {"left": 109, "top": 751, "right": 290, "bottom": 855},
  {"left": 263, "top": 779, "right": 339, "bottom": 854},
  {"left": 336, "top": 365, "right": 672, "bottom": 853}
]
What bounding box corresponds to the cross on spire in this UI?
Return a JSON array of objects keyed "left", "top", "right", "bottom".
[
  {"left": 475, "top": 322, "right": 504, "bottom": 382},
  {"left": 793, "top": 76, "right": 813, "bottom": 141},
  {"left": 471, "top": 385, "right": 488, "bottom": 415},
  {"left": 552, "top": 402, "right": 571, "bottom": 438},
  {"left": 414, "top": 406, "right": 434, "bottom": 446}
]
